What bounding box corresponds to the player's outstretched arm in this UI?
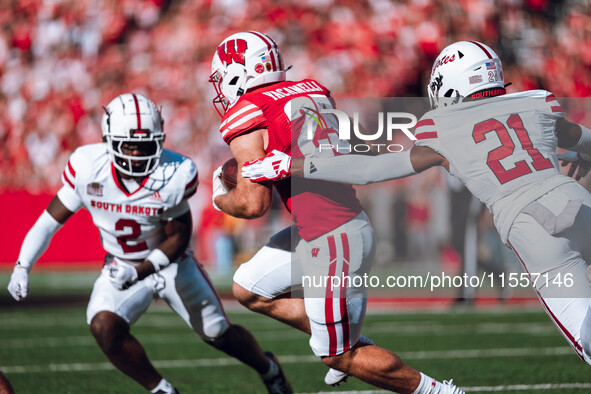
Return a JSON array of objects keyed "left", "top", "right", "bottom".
[
  {"left": 7, "top": 196, "right": 74, "bottom": 301},
  {"left": 556, "top": 118, "right": 591, "bottom": 180},
  {"left": 243, "top": 146, "right": 446, "bottom": 185},
  {"left": 215, "top": 129, "right": 273, "bottom": 219},
  {"left": 302, "top": 146, "right": 446, "bottom": 184}
]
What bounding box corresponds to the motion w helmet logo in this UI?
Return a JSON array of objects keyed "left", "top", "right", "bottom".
[{"left": 217, "top": 39, "right": 248, "bottom": 65}]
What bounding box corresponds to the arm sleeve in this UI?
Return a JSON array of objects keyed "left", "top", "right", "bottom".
[
  {"left": 17, "top": 210, "right": 63, "bottom": 271},
  {"left": 304, "top": 150, "right": 416, "bottom": 185}
]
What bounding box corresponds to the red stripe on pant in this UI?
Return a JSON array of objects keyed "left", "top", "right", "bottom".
[
  {"left": 508, "top": 241, "right": 583, "bottom": 359},
  {"left": 325, "top": 235, "right": 338, "bottom": 356},
  {"left": 340, "top": 233, "right": 351, "bottom": 352}
]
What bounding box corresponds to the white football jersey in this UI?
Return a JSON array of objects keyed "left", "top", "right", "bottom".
[
  {"left": 415, "top": 90, "right": 575, "bottom": 242},
  {"left": 56, "top": 143, "right": 198, "bottom": 260}
]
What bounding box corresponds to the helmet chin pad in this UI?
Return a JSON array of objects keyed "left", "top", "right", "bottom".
[{"left": 221, "top": 63, "right": 248, "bottom": 104}]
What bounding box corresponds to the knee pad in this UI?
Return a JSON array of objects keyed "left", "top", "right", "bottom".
[{"left": 201, "top": 316, "right": 230, "bottom": 341}]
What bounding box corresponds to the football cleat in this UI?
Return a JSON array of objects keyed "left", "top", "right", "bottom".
[
  {"left": 324, "top": 335, "right": 375, "bottom": 386},
  {"left": 324, "top": 368, "right": 348, "bottom": 386},
  {"left": 153, "top": 386, "right": 179, "bottom": 394},
  {"left": 442, "top": 379, "right": 465, "bottom": 394},
  {"left": 153, "top": 389, "right": 179, "bottom": 394},
  {"left": 263, "top": 351, "right": 293, "bottom": 394}
]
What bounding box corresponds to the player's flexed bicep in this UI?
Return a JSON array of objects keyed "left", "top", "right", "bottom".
[{"left": 214, "top": 129, "right": 273, "bottom": 218}]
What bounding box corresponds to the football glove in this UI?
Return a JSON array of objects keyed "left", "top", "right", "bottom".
[
  {"left": 7, "top": 264, "right": 30, "bottom": 301},
  {"left": 557, "top": 151, "right": 591, "bottom": 181},
  {"left": 212, "top": 165, "right": 229, "bottom": 211},
  {"left": 108, "top": 261, "right": 138, "bottom": 290},
  {"left": 242, "top": 150, "right": 292, "bottom": 182}
]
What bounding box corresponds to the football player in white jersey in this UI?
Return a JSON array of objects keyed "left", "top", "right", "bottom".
[
  {"left": 7, "top": 93, "right": 292, "bottom": 394},
  {"left": 243, "top": 40, "right": 591, "bottom": 367}
]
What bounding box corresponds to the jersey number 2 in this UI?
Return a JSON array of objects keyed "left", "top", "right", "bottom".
[
  {"left": 472, "top": 114, "right": 552, "bottom": 184},
  {"left": 115, "top": 219, "right": 148, "bottom": 253}
]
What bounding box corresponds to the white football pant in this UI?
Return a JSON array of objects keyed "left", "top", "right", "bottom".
[
  {"left": 234, "top": 212, "right": 376, "bottom": 357},
  {"left": 87, "top": 253, "right": 230, "bottom": 341},
  {"left": 507, "top": 181, "right": 591, "bottom": 363}
]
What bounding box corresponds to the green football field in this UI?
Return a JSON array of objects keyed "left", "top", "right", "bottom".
[{"left": 1, "top": 272, "right": 591, "bottom": 393}]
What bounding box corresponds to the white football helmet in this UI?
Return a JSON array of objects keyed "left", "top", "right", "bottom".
[
  {"left": 428, "top": 41, "right": 504, "bottom": 108},
  {"left": 101, "top": 93, "right": 165, "bottom": 177},
  {"left": 210, "top": 31, "right": 286, "bottom": 116}
]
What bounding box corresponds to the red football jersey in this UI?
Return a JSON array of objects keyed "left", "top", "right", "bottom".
[{"left": 219, "top": 79, "right": 363, "bottom": 240}]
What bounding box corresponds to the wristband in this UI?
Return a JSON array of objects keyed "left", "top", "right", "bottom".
[
  {"left": 146, "top": 249, "right": 170, "bottom": 272},
  {"left": 15, "top": 261, "right": 30, "bottom": 273}
]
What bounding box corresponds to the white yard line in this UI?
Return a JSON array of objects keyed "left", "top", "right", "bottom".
[
  {"left": 301, "top": 383, "right": 591, "bottom": 393},
  {"left": 465, "top": 383, "right": 591, "bottom": 391},
  {"left": 0, "top": 346, "right": 575, "bottom": 373},
  {"left": 0, "top": 321, "right": 556, "bottom": 348}
]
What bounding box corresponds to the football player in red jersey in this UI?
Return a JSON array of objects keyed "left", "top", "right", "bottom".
[
  {"left": 210, "top": 31, "right": 463, "bottom": 393},
  {"left": 7, "top": 93, "right": 291, "bottom": 394}
]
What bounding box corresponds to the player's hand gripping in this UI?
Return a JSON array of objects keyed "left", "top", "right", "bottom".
[
  {"left": 108, "top": 261, "right": 138, "bottom": 290},
  {"left": 211, "top": 165, "right": 229, "bottom": 211},
  {"left": 7, "top": 263, "right": 30, "bottom": 301},
  {"left": 242, "top": 150, "right": 292, "bottom": 182},
  {"left": 557, "top": 151, "right": 591, "bottom": 181}
]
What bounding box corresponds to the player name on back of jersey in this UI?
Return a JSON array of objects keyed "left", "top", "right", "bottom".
[
  {"left": 262, "top": 81, "right": 324, "bottom": 101},
  {"left": 90, "top": 200, "right": 164, "bottom": 216}
]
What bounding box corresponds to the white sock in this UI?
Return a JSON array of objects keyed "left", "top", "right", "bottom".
[
  {"left": 413, "top": 372, "right": 446, "bottom": 394},
  {"left": 260, "top": 357, "right": 279, "bottom": 380},
  {"left": 151, "top": 378, "right": 175, "bottom": 393}
]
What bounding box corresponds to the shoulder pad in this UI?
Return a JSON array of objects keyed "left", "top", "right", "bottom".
[{"left": 220, "top": 99, "right": 266, "bottom": 144}]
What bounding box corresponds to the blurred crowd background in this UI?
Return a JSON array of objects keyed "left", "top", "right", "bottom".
[{"left": 1, "top": 0, "right": 591, "bottom": 273}]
